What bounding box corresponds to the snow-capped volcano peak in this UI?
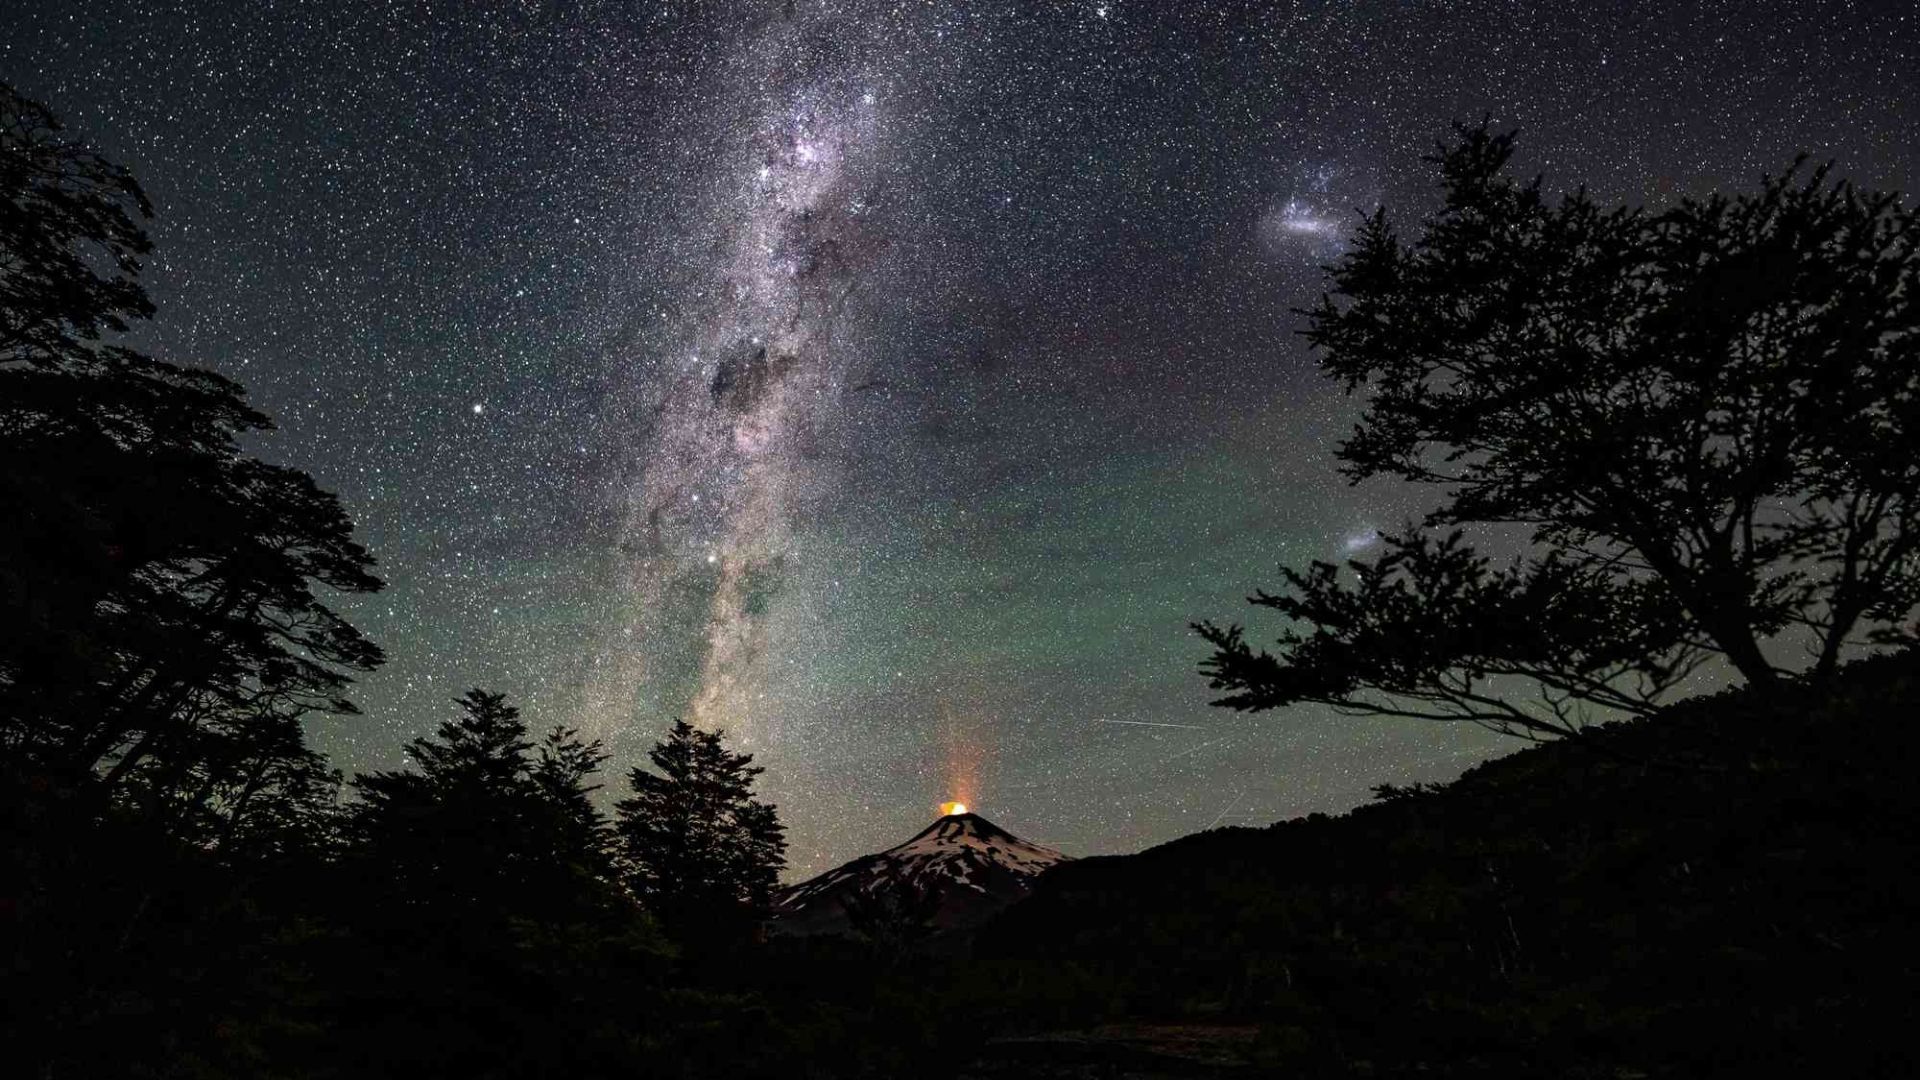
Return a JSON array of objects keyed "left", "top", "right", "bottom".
[
  {"left": 772, "top": 812, "right": 1069, "bottom": 935},
  {"left": 885, "top": 812, "right": 1067, "bottom": 874}
]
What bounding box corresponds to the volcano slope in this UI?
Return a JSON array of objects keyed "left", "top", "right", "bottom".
[{"left": 774, "top": 812, "right": 1068, "bottom": 937}]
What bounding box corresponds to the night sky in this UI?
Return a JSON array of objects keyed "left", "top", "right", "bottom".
[{"left": 8, "top": 1, "right": 1915, "bottom": 876}]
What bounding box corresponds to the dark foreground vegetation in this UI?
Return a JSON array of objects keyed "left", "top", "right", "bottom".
[
  {"left": 6, "top": 77, "right": 1919, "bottom": 1078},
  {"left": 9, "top": 650, "right": 1915, "bottom": 1078},
  {"left": 964, "top": 651, "right": 1920, "bottom": 1076}
]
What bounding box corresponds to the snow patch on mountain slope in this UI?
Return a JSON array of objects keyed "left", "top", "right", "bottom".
[{"left": 772, "top": 813, "right": 1069, "bottom": 934}]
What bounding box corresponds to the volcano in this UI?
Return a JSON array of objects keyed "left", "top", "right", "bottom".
[{"left": 772, "top": 812, "right": 1069, "bottom": 936}]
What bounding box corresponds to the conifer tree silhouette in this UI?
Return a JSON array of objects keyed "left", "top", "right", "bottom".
[
  {"left": 615, "top": 719, "right": 787, "bottom": 930},
  {"left": 348, "top": 689, "right": 617, "bottom": 918}
]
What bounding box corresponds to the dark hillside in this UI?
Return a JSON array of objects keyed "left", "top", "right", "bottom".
[{"left": 965, "top": 653, "right": 1919, "bottom": 1076}]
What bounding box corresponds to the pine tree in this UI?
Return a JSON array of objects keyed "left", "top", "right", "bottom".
[
  {"left": 348, "top": 690, "right": 617, "bottom": 917},
  {"left": 614, "top": 720, "right": 787, "bottom": 925},
  {"left": 532, "top": 723, "right": 617, "bottom": 883},
  {"left": 333, "top": 692, "right": 671, "bottom": 1078}
]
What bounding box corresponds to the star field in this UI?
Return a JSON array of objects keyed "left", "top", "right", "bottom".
[{"left": 7, "top": 0, "right": 1915, "bottom": 875}]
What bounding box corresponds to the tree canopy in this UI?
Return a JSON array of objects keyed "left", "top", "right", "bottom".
[
  {"left": 0, "top": 82, "right": 383, "bottom": 814},
  {"left": 1199, "top": 125, "right": 1920, "bottom": 738},
  {"left": 348, "top": 691, "right": 616, "bottom": 914},
  {"left": 615, "top": 719, "right": 787, "bottom": 927}
]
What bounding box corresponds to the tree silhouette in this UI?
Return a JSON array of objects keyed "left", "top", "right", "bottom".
[
  {"left": 615, "top": 719, "right": 787, "bottom": 928},
  {"left": 334, "top": 691, "right": 671, "bottom": 1077},
  {"left": 1199, "top": 125, "right": 1920, "bottom": 737},
  {"left": 145, "top": 709, "right": 346, "bottom": 862},
  {"left": 841, "top": 876, "right": 942, "bottom": 960},
  {"left": 0, "top": 83, "right": 383, "bottom": 814},
  {"left": 0, "top": 83, "right": 151, "bottom": 355},
  {"left": 347, "top": 689, "right": 617, "bottom": 916}
]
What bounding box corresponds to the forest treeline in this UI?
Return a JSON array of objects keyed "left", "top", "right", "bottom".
[
  {"left": 6, "top": 79, "right": 1920, "bottom": 1079},
  {"left": 0, "top": 81, "right": 804, "bottom": 1079}
]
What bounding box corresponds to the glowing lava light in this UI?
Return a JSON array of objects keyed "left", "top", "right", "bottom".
[{"left": 939, "top": 801, "right": 969, "bottom": 817}]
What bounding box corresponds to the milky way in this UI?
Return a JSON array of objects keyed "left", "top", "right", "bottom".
[
  {"left": 11, "top": 0, "right": 1916, "bottom": 875},
  {"left": 586, "top": 12, "right": 900, "bottom": 759}
]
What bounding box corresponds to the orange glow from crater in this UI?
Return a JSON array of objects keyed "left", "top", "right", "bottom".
[{"left": 937, "top": 698, "right": 982, "bottom": 821}]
